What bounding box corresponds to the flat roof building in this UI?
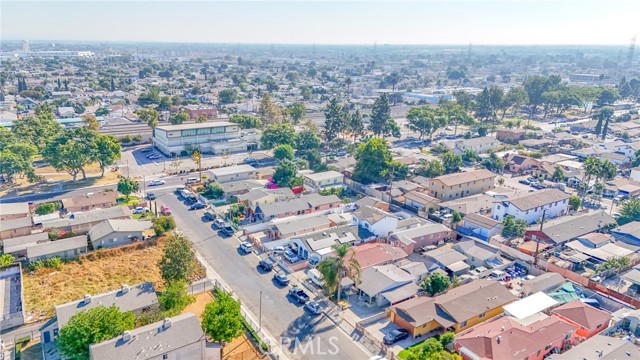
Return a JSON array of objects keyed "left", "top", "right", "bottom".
[{"left": 153, "top": 121, "right": 259, "bottom": 156}]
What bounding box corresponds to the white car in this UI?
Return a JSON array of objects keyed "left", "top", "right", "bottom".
[
  {"left": 149, "top": 179, "right": 166, "bottom": 186},
  {"left": 133, "top": 206, "right": 150, "bottom": 214},
  {"left": 240, "top": 241, "right": 253, "bottom": 253},
  {"left": 271, "top": 246, "right": 286, "bottom": 254}
]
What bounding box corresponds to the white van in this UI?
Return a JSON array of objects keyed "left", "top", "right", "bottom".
[
  {"left": 308, "top": 268, "right": 325, "bottom": 287},
  {"left": 185, "top": 177, "right": 198, "bottom": 184}
]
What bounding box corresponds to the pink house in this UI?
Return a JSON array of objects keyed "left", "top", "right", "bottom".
[
  {"left": 551, "top": 300, "right": 612, "bottom": 339},
  {"left": 455, "top": 316, "right": 577, "bottom": 360}
]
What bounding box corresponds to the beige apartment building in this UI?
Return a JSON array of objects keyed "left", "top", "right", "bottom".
[{"left": 428, "top": 169, "right": 496, "bottom": 201}]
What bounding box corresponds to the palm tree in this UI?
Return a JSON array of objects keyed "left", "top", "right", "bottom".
[
  {"left": 599, "top": 159, "right": 617, "bottom": 182},
  {"left": 317, "top": 244, "right": 361, "bottom": 302}
]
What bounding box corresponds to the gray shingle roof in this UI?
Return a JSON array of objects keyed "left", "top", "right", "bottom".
[
  {"left": 88, "top": 219, "right": 153, "bottom": 242},
  {"left": 26, "top": 235, "right": 87, "bottom": 259},
  {"left": 502, "top": 188, "right": 569, "bottom": 212},
  {"left": 55, "top": 282, "right": 158, "bottom": 328},
  {"left": 42, "top": 206, "right": 132, "bottom": 229},
  {"left": 89, "top": 313, "right": 205, "bottom": 360}
]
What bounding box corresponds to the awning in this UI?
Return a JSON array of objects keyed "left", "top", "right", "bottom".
[{"left": 447, "top": 261, "right": 470, "bottom": 273}]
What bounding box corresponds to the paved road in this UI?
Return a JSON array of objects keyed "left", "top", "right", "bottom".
[{"left": 155, "top": 188, "right": 371, "bottom": 360}]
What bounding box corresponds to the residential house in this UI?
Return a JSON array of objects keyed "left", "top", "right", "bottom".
[
  {"left": 87, "top": 219, "right": 154, "bottom": 249},
  {"left": 254, "top": 194, "right": 341, "bottom": 221},
  {"left": 352, "top": 205, "right": 399, "bottom": 238},
  {"left": 89, "top": 313, "right": 215, "bottom": 360},
  {"left": 503, "top": 292, "right": 559, "bottom": 322},
  {"left": 57, "top": 106, "right": 76, "bottom": 118},
  {"left": 60, "top": 191, "right": 118, "bottom": 213},
  {"left": 552, "top": 299, "right": 612, "bottom": 339},
  {"left": 496, "top": 129, "right": 527, "bottom": 143},
  {"left": 521, "top": 273, "right": 566, "bottom": 296},
  {"left": 388, "top": 222, "right": 453, "bottom": 254},
  {"left": 403, "top": 190, "right": 441, "bottom": 212},
  {"left": 504, "top": 154, "right": 541, "bottom": 174},
  {"left": 357, "top": 264, "right": 420, "bottom": 306},
  {"left": 209, "top": 164, "right": 257, "bottom": 183},
  {"left": 427, "top": 169, "right": 496, "bottom": 201},
  {"left": 547, "top": 334, "right": 640, "bottom": 360},
  {"left": 611, "top": 221, "right": 640, "bottom": 246},
  {"left": 443, "top": 136, "right": 499, "bottom": 156},
  {"left": 439, "top": 189, "right": 512, "bottom": 216},
  {"left": 423, "top": 246, "right": 470, "bottom": 276},
  {"left": 41, "top": 206, "right": 133, "bottom": 234},
  {"left": 220, "top": 180, "right": 263, "bottom": 197},
  {"left": 492, "top": 188, "right": 569, "bottom": 224},
  {"left": 237, "top": 188, "right": 294, "bottom": 210},
  {"left": 292, "top": 223, "right": 375, "bottom": 261},
  {"left": 40, "top": 283, "right": 159, "bottom": 357},
  {"left": 520, "top": 138, "right": 554, "bottom": 149},
  {"left": 459, "top": 213, "right": 504, "bottom": 241},
  {"left": 346, "top": 242, "right": 408, "bottom": 269},
  {"left": 0, "top": 202, "right": 30, "bottom": 221},
  {"left": 353, "top": 196, "right": 390, "bottom": 212},
  {"left": 454, "top": 316, "right": 577, "bottom": 360},
  {"left": 0, "top": 232, "right": 49, "bottom": 257},
  {"left": 603, "top": 178, "right": 640, "bottom": 199},
  {"left": 26, "top": 235, "right": 88, "bottom": 262},
  {"left": 388, "top": 280, "right": 516, "bottom": 336},
  {"left": 524, "top": 211, "right": 616, "bottom": 247},
  {"left": 0, "top": 216, "right": 33, "bottom": 240},
  {"left": 180, "top": 105, "right": 218, "bottom": 120},
  {"left": 453, "top": 239, "right": 504, "bottom": 269},
  {"left": 565, "top": 239, "right": 633, "bottom": 265},
  {"left": 0, "top": 264, "right": 25, "bottom": 331},
  {"left": 303, "top": 171, "right": 344, "bottom": 191}
]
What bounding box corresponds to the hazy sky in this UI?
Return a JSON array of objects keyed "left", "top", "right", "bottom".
[{"left": 2, "top": 1, "right": 639, "bottom": 45}]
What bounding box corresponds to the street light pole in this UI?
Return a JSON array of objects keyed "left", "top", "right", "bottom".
[{"left": 259, "top": 290, "right": 263, "bottom": 331}]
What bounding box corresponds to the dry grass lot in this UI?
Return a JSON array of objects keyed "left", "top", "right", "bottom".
[
  {"left": 223, "top": 334, "right": 267, "bottom": 360},
  {"left": 183, "top": 291, "right": 214, "bottom": 320},
  {"left": 22, "top": 238, "right": 166, "bottom": 321}
]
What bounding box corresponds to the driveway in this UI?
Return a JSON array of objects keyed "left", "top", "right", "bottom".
[
  {"left": 155, "top": 189, "right": 371, "bottom": 360},
  {"left": 364, "top": 318, "right": 427, "bottom": 355}
]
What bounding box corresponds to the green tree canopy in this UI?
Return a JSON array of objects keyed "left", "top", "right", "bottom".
[
  {"left": 159, "top": 233, "right": 197, "bottom": 283},
  {"left": 273, "top": 144, "right": 295, "bottom": 162},
  {"left": 273, "top": 159, "right": 300, "bottom": 187},
  {"left": 202, "top": 290, "right": 244, "bottom": 344},
  {"left": 420, "top": 272, "right": 451, "bottom": 296},
  {"left": 135, "top": 108, "right": 160, "bottom": 129},
  {"left": 295, "top": 129, "right": 322, "bottom": 153},
  {"left": 35, "top": 202, "right": 58, "bottom": 215},
  {"left": 159, "top": 280, "right": 195, "bottom": 316},
  {"left": 369, "top": 94, "right": 391, "bottom": 136},
  {"left": 11, "top": 112, "right": 63, "bottom": 151},
  {"left": 152, "top": 216, "right": 176, "bottom": 236},
  {"left": 203, "top": 182, "right": 224, "bottom": 200},
  {"left": 219, "top": 89, "right": 238, "bottom": 104},
  {"left": 93, "top": 134, "right": 122, "bottom": 177},
  {"left": 287, "top": 102, "right": 306, "bottom": 124},
  {"left": 170, "top": 111, "right": 189, "bottom": 125},
  {"left": 502, "top": 215, "right": 528, "bottom": 238},
  {"left": 58, "top": 305, "right": 135, "bottom": 360},
  {"left": 260, "top": 123, "right": 297, "bottom": 149},
  {"left": 317, "top": 243, "right": 361, "bottom": 301},
  {"left": 352, "top": 138, "right": 393, "bottom": 184},
  {"left": 416, "top": 160, "right": 445, "bottom": 178},
  {"left": 569, "top": 195, "right": 582, "bottom": 211},
  {"left": 42, "top": 127, "right": 96, "bottom": 181},
  {"left": 117, "top": 177, "right": 139, "bottom": 200},
  {"left": 229, "top": 114, "right": 262, "bottom": 129},
  {"left": 618, "top": 198, "right": 640, "bottom": 225},
  {"left": 441, "top": 151, "right": 463, "bottom": 174}
]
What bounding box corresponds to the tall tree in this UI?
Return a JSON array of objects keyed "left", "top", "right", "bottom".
[
  {"left": 348, "top": 109, "right": 365, "bottom": 142},
  {"left": 273, "top": 144, "right": 295, "bottom": 161},
  {"left": 117, "top": 177, "right": 139, "bottom": 200},
  {"left": 323, "top": 97, "right": 348, "bottom": 143},
  {"left": 353, "top": 138, "right": 393, "bottom": 184},
  {"left": 453, "top": 90, "right": 474, "bottom": 111},
  {"left": 439, "top": 102, "right": 473, "bottom": 135},
  {"left": 273, "top": 159, "right": 300, "bottom": 187},
  {"left": 135, "top": 108, "right": 160, "bottom": 130},
  {"left": 295, "top": 129, "right": 322, "bottom": 153},
  {"left": 369, "top": 94, "right": 391, "bottom": 137},
  {"left": 201, "top": 290, "right": 244, "bottom": 345},
  {"left": 441, "top": 151, "right": 463, "bottom": 174},
  {"left": 406, "top": 106, "right": 441, "bottom": 139},
  {"left": 229, "top": 114, "right": 262, "bottom": 129},
  {"left": 93, "top": 134, "right": 122, "bottom": 177},
  {"left": 258, "top": 93, "right": 282, "bottom": 125},
  {"left": 287, "top": 102, "right": 306, "bottom": 124},
  {"left": 420, "top": 272, "right": 451, "bottom": 296},
  {"left": 11, "top": 112, "right": 63, "bottom": 151},
  {"left": 170, "top": 111, "right": 189, "bottom": 125},
  {"left": 82, "top": 114, "right": 100, "bottom": 131},
  {"left": 260, "top": 123, "right": 297, "bottom": 149},
  {"left": 499, "top": 86, "right": 528, "bottom": 120},
  {"left": 58, "top": 305, "right": 135, "bottom": 360},
  {"left": 42, "top": 127, "right": 95, "bottom": 181},
  {"left": 159, "top": 233, "right": 197, "bottom": 283}
]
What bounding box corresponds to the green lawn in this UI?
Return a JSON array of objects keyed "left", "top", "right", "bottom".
[{"left": 117, "top": 196, "right": 141, "bottom": 206}]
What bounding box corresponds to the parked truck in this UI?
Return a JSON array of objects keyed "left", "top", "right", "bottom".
[{"left": 288, "top": 286, "right": 310, "bottom": 304}]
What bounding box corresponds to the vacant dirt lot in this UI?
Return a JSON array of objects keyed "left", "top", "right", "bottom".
[
  {"left": 22, "top": 239, "right": 165, "bottom": 321},
  {"left": 223, "top": 334, "right": 267, "bottom": 360}
]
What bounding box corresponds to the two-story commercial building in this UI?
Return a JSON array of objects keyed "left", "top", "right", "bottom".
[
  {"left": 153, "top": 122, "right": 259, "bottom": 156},
  {"left": 428, "top": 169, "right": 496, "bottom": 201},
  {"left": 492, "top": 188, "right": 569, "bottom": 224}
]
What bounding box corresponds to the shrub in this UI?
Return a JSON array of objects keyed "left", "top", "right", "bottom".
[
  {"left": 133, "top": 135, "right": 143, "bottom": 142},
  {"left": 35, "top": 202, "right": 59, "bottom": 215},
  {"left": 120, "top": 135, "right": 132, "bottom": 143},
  {"left": 153, "top": 216, "right": 176, "bottom": 236}
]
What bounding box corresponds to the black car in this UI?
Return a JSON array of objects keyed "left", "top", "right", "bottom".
[
  {"left": 203, "top": 211, "right": 216, "bottom": 221},
  {"left": 383, "top": 329, "right": 409, "bottom": 345},
  {"left": 273, "top": 273, "right": 289, "bottom": 286},
  {"left": 220, "top": 225, "right": 235, "bottom": 236},
  {"left": 146, "top": 192, "right": 156, "bottom": 200},
  {"left": 190, "top": 202, "right": 206, "bottom": 210},
  {"left": 258, "top": 259, "right": 274, "bottom": 272}
]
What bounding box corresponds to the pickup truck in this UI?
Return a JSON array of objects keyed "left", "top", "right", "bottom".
[{"left": 288, "top": 286, "right": 310, "bottom": 304}]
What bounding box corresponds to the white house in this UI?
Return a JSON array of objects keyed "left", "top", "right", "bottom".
[
  {"left": 492, "top": 188, "right": 569, "bottom": 224},
  {"left": 209, "top": 164, "right": 257, "bottom": 184},
  {"left": 352, "top": 205, "right": 398, "bottom": 238},
  {"left": 303, "top": 171, "right": 344, "bottom": 191},
  {"left": 443, "top": 136, "right": 499, "bottom": 156}
]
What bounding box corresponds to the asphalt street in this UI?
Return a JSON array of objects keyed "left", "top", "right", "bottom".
[{"left": 154, "top": 188, "right": 372, "bottom": 360}]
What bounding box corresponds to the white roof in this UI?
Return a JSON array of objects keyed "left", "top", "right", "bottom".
[
  {"left": 209, "top": 164, "right": 256, "bottom": 177},
  {"left": 503, "top": 291, "right": 559, "bottom": 320}
]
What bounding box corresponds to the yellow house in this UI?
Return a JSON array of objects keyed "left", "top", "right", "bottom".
[
  {"left": 388, "top": 279, "right": 515, "bottom": 337},
  {"left": 428, "top": 169, "right": 496, "bottom": 201}
]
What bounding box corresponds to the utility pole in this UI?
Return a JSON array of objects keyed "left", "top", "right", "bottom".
[
  {"left": 142, "top": 175, "right": 146, "bottom": 199},
  {"left": 259, "top": 290, "right": 263, "bottom": 331},
  {"left": 533, "top": 209, "right": 546, "bottom": 266}
]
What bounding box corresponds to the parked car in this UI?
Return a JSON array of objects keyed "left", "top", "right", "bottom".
[
  {"left": 133, "top": 207, "right": 150, "bottom": 214},
  {"left": 240, "top": 241, "right": 253, "bottom": 253},
  {"left": 149, "top": 179, "right": 166, "bottom": 186},
  {"left": 141, "top": 147, "right": 154, "bottom": 153},
  {"left": 220, "top": 225, "right": 234, "bottom": 237},
  {"left": 146, "top": 192, "right": 156, "bottom": 200},
  {"left": 308, "top": 268, "right": 325, "bottom": 287},
  {"left": 160, "top": 205, "right": 172, "bottom": 215},
  {"left": 288, "top": 286, "right": 310, "bottom": 304},
  {"left": 185, "top": 177, "right": 199, "bottom": 184},
  {"left": 274, "top": 273, "right": 289, "bottom": 286},
  {"left": 175, "top": 186, "right": 185, "bottom": 194},
  {"left": 284, "top": 249, "right": 299, "bottom": 263},
  {"left": 147, "top": 154, "right": 162, "bottom": 160},
  {"left": 383, "top": 329, "right": 409, "bottom": 345},
  {"left": 190, "top": 202, "right": 206, "bottom": 210},
  {"left": 271, "top": 246, "right": 286, "bottom": 254},
  {"left": 258, "top": 259, "right": 274, "bottom": 272},
  {"left": 213, "top": 218, "right": 226, "bottom": 229},
  {"left": 304, "top": 301, "right": 323, "bottom": 315},
  {"left": 518, "top": 179, "right": 530, "bottom": 185}
]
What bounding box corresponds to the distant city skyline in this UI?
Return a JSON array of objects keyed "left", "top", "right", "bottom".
[{"left": 2, "top": 1, "right": 639, "bottom": 45}]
